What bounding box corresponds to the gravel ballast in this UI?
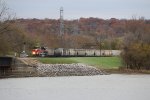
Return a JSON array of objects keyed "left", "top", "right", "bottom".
[{"left": 36, "top": 63, "right": 106, "bottom": 76}]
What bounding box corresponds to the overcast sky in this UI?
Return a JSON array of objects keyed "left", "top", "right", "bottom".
[{"left": 6, "top": 0, "right": 150, "bottom": 19}]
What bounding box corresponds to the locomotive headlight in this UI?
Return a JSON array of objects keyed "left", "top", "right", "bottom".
[{"left": 32, "top": 51, "right": 36, "bottom": 55}]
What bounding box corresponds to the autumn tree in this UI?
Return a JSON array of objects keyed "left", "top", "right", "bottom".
[{"left": 121, "top": 18, "right": 150, "bottom": 69}]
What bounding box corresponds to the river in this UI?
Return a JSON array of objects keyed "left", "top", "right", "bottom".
[{"left": 0, "top": 74, "right": 150, "bottom": 100}]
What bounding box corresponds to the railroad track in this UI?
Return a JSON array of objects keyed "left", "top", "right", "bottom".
[{"left": 17, "top": 58, "right": 41, "bottom": 67}]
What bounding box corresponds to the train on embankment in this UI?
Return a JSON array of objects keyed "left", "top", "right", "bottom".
[{"left": 31, "top": 46, "right": 121, "bottom": 57}]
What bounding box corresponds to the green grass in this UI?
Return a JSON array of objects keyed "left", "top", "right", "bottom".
[
  {"left": 38, "top": 57, "right": 78, "bottom": 64},
  {"left": 38, "top": 57, "right": 122, "bottom": 69}
]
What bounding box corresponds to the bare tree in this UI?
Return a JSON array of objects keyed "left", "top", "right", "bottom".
[
  {"left": 0, "top": 0, "right": 32, "bottom": 56},
  {"left": 0, "top": 0, "right": 15, "bottom": 34},
  {"left": 94, "top": 32, "right": 107, "bottom": 56}
]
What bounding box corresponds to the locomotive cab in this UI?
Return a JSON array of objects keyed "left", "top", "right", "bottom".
[{"left": 32, "top": 46, "right": 48, "bottom": 57}]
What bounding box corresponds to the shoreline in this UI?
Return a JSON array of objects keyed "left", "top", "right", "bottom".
[{"left": 104, "top": 68, "right": 150, "bottom": 74}]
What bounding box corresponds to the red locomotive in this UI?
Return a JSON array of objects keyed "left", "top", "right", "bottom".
[{"left": 32, "top": 46, "right": 48, "bottom": 57}]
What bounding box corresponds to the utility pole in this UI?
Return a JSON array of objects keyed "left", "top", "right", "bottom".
[
  {"left": 20, "top": 42, "right": 27, "bottom": 57},
  {"left": 23, "top": 42, "right": 26, "bottom": 53}
]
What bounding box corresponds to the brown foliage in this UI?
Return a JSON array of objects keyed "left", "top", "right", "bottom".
[
  {"left": 15, "top": 18, "right": 127, "bottom": 49},
  {"left": 121, "top": 19, "right": 150, "bottom": 70}
]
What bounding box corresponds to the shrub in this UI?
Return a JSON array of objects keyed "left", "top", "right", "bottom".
[{"left": 121, "top": 42, "right": 150, "bottom": 69}]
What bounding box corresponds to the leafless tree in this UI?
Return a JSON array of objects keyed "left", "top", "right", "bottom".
[{"left": 0, "top": 0, "right": 15, "bottom": 34}]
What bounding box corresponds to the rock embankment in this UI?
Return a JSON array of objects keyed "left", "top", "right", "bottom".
[
  {"left": 17, "top": 58, "right": 106, "bottom": 76},
  {"left": 37, "top": 63, "right": 106, "bottom": 76},
  {"left": 0, "top": 58, "right": 106, "bottom": 78}
]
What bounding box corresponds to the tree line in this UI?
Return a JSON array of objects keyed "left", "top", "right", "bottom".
[{"left": 0, "top": 0, "right": 150, "bottom": 70}]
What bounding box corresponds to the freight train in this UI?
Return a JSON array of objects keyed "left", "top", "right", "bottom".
[{"left": 31, "top": 47, "right": 121, "bottom": 57}]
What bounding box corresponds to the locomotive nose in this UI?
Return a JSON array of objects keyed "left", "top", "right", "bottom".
[{"left": 32, "top": 51, "right": 36, "bottom": 55}]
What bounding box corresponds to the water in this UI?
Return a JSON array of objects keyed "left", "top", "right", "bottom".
[{"left": 0, "top": 74, "right": 150, "bottom": 100}]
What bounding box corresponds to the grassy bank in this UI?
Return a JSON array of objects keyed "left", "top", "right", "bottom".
[{"left": 38, "top": 57, "right": 122, "bottom": 69}]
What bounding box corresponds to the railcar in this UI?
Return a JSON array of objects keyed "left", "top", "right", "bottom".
[{"left": 31, "top": 47, "right": 121, "bottom": 57}]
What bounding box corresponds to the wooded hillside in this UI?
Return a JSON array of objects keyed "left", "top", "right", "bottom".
[{"left": 15, "top": 18, "right": 150, "bottom": 50}]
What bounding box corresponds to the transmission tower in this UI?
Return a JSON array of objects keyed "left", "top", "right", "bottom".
[
  {"left": 60, "top": 7, "right": 64, "bottom": 35},
  {"left": 59, "top": 7, "right": 65, "bottom": 55}
]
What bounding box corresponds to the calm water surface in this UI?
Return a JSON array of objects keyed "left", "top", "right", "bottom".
[{"left": 0, "top": 74, "right": 150, "bottom": 100}]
